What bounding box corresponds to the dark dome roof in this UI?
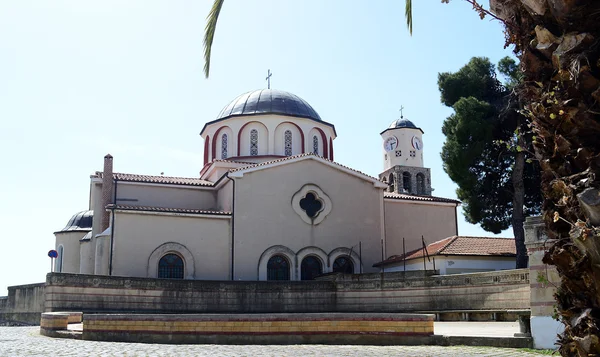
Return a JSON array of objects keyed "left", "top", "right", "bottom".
[
  {"left": 389, "top": 118, "right": 419, "bottom": 129},
  {"left": 216, "top": 89, "right": 321, "bottom": 121},
  {"left": 58, "top": 210, "right": 93, "bottom": 232}
]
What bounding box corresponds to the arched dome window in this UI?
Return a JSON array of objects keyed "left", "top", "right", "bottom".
[
  {"left": 267, "top": 255, "right": 290, "bottom": 281},
  {"left": 250, "top": 129, "right": 258, "bottom": 156},
  {"left": 221, "top": 133, "right": 228, "bottom": 159},
  {"left": 284, "top": 130, "right": 292, "bottom": 156},
  {"left": 158, "top": 253, "right": 184, "bottom": 279},
  {"left": 313, "top": 136, "right": 319, "bottom": 155}
]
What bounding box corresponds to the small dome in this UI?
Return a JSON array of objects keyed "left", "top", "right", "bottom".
[
  {"left": 216, "top": 89, "right": 321, "bottom": 121},
  {"left": 389, "top": 118, "right": 419, "bottom": 129},
  {"left": 58, "top": 210, "right": 93, "bottom": 232}
]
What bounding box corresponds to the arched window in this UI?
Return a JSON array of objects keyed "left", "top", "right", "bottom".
[
  {"left": 267, "top": 255, "right": 290, "bottom": 281},
  {"left": 333, "top": 256, "right": 354, "bottom": 274},
  {"left": 389, "top": 173, "right": 395, "bottom": 193},
  {"left": 158, "top": 253, "right": 184, "bottom": 279},
  {"left": 56, "top": 245, "right": 64, "bottom": 273},
  {"left": 221, "top": 134, "right": 228, "bottom": 159},
  {"left": 301, "top": 256, "right": 323, "bottom": 280},
  {"left": 416, "top": 173, "right": 425, "bottom": 195},
  {"left": 250, "top": 129, "right": 258, "bottom": 156},
  {"left": 284, "top": 130, "right": 292, "bottom": 156},
  {"left": 403, "top": 172, "right": 412, "bottom": 193},
  {"left": 312, "top": 136, "right": 319, "bottom": 155}
]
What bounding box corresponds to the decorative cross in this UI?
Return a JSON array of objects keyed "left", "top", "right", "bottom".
[
  {"left": 399, "top": 105, "right": 405, "bottom": 118},
  {"left": 266, "top": 69, "right": 272, "bottom": 89},
  {"left": 299, "top": 192, "right": 323, "bottom": 219}
]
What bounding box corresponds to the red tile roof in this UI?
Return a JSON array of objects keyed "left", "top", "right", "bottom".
[
  {"left": 96, "top": 172, "right": 213, "bottom": 187},
  {"left": 384, "top": 192, "right": 461, "bottom": 204},
  {"left": 109, "top": 204, "right": 231, "bottom": 216},
  {"left": 374, "top": 236, "right": 516, "bottom": 267}
]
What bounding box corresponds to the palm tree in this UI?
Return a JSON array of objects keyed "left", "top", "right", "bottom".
[{"left": 203, "top": 1, "right": 600, "bottom": 355}]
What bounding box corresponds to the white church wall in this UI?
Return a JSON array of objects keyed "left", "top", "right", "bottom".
[
  {"left": 54, "top": 231, "right": 84, "bottom": 273},
  {"left": 111, "top": 211, "right": 231, "bottom": 280},
  {"left": 232, "top": 159, "right": 383, "bottom": 280},
  {"left": 216, "top": 179, "right": 233, "bottom": 212},
  {"left": 116, "top": 182, "right": 216, "bottom": 210},
  {"left": 90, "top": 180, "right": 103, "bottom": 241},
  {"left": 384, "top": 200, "right": 458, "bottom": 258}
]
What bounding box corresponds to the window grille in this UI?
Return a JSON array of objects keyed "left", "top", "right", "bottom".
[
  {"left": 301, "top": 256, "right": 323, "bottom": 280},
  {"left": 221, "top": 134, "right": 228, "bottom": 159},
  {"left": 313, "top": 136, "right": 319, "bottom": 155},
  {"left": 333, "top": 256, "right": 354, "bottom": 274},
  {"left": 284, "top": 130, "right": 292, "bottom": 156},
  {"left": 158, "top": 254, "right": 184, "bottom": 279},
  {"left": 250, "top": 129, "right": 258, "bottom": 156},
  {"left": 267, "top": 255, "right": 290, "bottom": 280}
]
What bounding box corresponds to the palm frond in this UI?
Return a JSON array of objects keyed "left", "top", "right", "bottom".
[
  {"left": 203, "top": 0, "right": 225, "bottom": 78},
  {"left": 405, "top": 0, "right": 413, "bottom": 35}
]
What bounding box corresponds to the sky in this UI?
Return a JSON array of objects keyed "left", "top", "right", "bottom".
[{"left": 0, "top": 0, "right": 516, "bottom": 295}]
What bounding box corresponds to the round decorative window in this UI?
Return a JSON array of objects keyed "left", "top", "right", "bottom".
[{"left": 291, "top": 184, "right": 332, "bottom": 225}]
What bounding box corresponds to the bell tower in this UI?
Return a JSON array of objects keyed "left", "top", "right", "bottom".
[{"left": 379, "top": 114, "right": 432, "bottom": 196}]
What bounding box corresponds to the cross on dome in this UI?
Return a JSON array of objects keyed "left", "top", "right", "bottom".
[{"left": 266, "top": 69, "right": 272, "bottom": 89}]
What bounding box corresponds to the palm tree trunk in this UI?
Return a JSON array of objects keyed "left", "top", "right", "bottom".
[
  {"left": 491, "top": 0, "right": 600, "bottom": 355},
  {"left": 512, "top": 136, "right": 527, "bottom": 269}
]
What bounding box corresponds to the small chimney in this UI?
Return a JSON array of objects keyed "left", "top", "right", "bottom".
[{"left": 101, "top": 154, "right": 114, "bottom": 231}]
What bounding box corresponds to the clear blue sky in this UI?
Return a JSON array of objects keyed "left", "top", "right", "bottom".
[{"left": 0, "top": 0, "right": 515, "bottom": 294}]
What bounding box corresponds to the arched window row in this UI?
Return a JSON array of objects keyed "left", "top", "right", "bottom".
[
  {"left": 261, "top": 246, "right": 359, "bottom": 281},
  {"left": 206, "top": 126, "right": 334, "bottom": 160}
]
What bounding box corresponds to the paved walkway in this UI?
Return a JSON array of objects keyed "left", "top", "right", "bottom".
[{"left": 1, "top": 326, "right": 547, "bottom": 356}]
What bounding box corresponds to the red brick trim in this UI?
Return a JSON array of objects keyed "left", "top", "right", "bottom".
[
  {"left": 211, "top": 126, "right": 230, "bottom": 162},
  {"left": 203, "top": 136, "right": 209, "bottom": 166}
]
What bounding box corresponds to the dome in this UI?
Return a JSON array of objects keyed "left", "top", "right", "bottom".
[
  {"left": 57, "top": 210, "right": 93, "bottom": 232},
  {"left": 216, "top": 89, "right": 321, "bottom": 121},
  {"left": 389, "top": 118, "right": 418, "bottom": 129}
]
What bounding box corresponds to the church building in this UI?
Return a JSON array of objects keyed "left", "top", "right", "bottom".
[{"left": 54, "top": 89, "right": 460, "bottom": 281}]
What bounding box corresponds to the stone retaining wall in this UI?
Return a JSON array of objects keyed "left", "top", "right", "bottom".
[
  {"left": 44, "top": 269, "right": 529, "bottom": 314},
  {"left": 0, "top": 283, "right": 45, "bottom": 325},
  {"left": 83, "top": 313, "right": 435, "bottom": 345}
]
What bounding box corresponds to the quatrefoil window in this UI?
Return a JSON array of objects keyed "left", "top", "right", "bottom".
[
  {"left": 299, "top": 192, "right": 324, "bottom": 218},
  {"left": 292, "top": 185, "right": 332, "bottom": 225}
]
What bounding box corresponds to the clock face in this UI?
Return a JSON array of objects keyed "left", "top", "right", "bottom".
[
  {"left": 384, "top": 136, "right": 398, "bottom": 152},
  {"left": 412, "top": 136, "right": 423, "bottom": 150}
]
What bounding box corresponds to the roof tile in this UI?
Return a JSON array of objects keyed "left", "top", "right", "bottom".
[
  {"left": 96, "top": 172, "right": 213, "bottom": 187},
  {"left": 109, "top": 204, "right": 231, "bottom": 216},
  {"left": 374, "top": 236, "right": 516, "bottom": 266},
  {"left": 384, "top": 192, "right": 461, "bottom": 204}
]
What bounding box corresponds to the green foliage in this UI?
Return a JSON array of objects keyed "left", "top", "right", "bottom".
[{"left": 439, "top": 57, "right": 542, "bottom": 233}]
